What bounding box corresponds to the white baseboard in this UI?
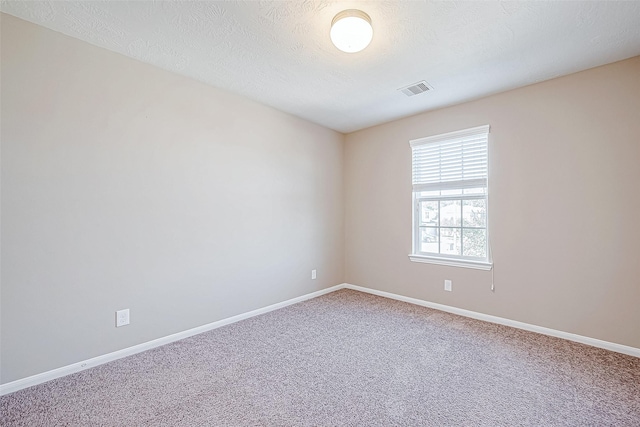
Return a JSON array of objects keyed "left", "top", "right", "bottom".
[
  {"left": 344, "top": 283, "right": 640, "bottom": 359},
  {"left": 0, "top": 283, "right": 347, "bottom": 396},
  {"left": 3, "top": 282, "right": 637, "bottom": 396}
]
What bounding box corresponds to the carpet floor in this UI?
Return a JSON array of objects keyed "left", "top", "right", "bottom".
[{"left": 1, "top": 289, "right": 639, "bottom": 426}]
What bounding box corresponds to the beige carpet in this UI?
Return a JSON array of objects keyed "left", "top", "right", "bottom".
[{"left": 1, "top": 289, "right": 639, "bottom": 426}]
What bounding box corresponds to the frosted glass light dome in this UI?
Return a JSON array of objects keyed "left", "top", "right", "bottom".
[{"left": 330, "top": 10, "right": 373, "bottom": 53}]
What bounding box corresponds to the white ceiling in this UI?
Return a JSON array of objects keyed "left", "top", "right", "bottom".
[{"left": 2, "top": 1, "right": 640, "bottom": 133}]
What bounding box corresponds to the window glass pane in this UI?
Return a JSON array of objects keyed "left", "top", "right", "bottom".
[
  {"left": 420, "top": 201, "right": 438, "bottom": 225},
  {"left": 440, "top": 228, "right": 461, "bottom": 255},
  {"left": 419, "top": 227, "right": 439, "bottom": 253},
  {"left": 440, "top": 200, "right": 461, "bottom": 226},
  {"left": 463, "top": 229, "right": 487, "bottom": 258},
  {"left": 463, "top": 199, "right": 486, "bottom": 228}
]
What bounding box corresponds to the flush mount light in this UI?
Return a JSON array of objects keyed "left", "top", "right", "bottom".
[{"left": 330, "top": 9, "right": 373, "bottom": 53}]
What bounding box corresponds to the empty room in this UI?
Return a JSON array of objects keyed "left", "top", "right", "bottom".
[{"left": 1, "top": 1, "right": 639, "bottom": 426}]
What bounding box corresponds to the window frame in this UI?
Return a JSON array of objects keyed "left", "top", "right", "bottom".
[{"left": 408, "top": 125, "right": 492, "bottom": 270}]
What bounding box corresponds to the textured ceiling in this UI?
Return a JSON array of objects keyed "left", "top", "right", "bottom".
[{"left": 2, "top": 1, "right": 640, "bottom": 133}]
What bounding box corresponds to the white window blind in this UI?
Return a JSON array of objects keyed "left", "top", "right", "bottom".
[{"left": 410, "top": 125, "right": 489, "bottom": 192}]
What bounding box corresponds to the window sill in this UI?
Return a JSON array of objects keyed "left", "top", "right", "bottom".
[{"left": 408, "top": 254, "right": 493, "bottom": 270}]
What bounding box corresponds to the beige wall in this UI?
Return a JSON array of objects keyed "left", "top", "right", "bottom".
[
  {"left": 0, "top": 14, "right": 344, "bottom": 383},
  {"left": 2, "top": 12, "right": 639, "bottom": 387},
  {"left": 345, "top": 56, "right": 640, "bottom": 349}
]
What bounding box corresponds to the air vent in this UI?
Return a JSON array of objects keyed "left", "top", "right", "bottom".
[{"left": 398, "top": 81, "right": 433, "bottom": 97}]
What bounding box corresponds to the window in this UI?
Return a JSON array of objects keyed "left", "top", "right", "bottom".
[{"left": 409, "top": 125, "right": 492, "bottom": 270}]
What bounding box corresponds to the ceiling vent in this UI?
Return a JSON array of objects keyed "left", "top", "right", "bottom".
[{"left": 398, "top": 81, "right": 433, "bottom": 97}]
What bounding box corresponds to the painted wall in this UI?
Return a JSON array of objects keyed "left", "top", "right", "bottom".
[
  {"left": 345, "top": 56, "right": 640, "bottom": 349},
  {"left": 1, "top": 14, "right": 344, "bottom": 383},
  {"left": 3, "top": 11, "right": 639, "bottom": 386}
]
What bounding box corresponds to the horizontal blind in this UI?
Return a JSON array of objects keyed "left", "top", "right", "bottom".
[{"left": 410, "top": 125, "right": 489, "bottom": 192}]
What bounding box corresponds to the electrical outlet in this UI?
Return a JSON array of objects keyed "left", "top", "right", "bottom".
[
  {"left": 116, "top": 309, "right": 130, "bottom": 327},
  {"left": 311, "top": 269, "right": 317, "bottom": 280},
  {"left": 444, "top": 280, "right": 452, "bottom": 292}
]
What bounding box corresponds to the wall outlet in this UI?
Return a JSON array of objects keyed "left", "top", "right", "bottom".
[
  {"left": 116, "top": 309, "right": 130, "bottom": 327},
  {"left": 311, "top": 269, "right": 317, "bottom": 280},
  {"left": 444, "top": 280, "right": 452, "bottom": 292}
]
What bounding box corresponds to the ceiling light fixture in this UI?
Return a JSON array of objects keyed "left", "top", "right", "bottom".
[{"left": 330, "top": 9, "right": 373, "bottom": 53}]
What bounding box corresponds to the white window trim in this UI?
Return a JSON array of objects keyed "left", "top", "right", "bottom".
[
  {"left": 409, "top": 125, "right": 490, "bottom": 147},
  {"left": 408, "top": 254, "right": 492, "bottom": 270},
  {"left": 409, "top": 125, "right": 492, "bottom": 270}
]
